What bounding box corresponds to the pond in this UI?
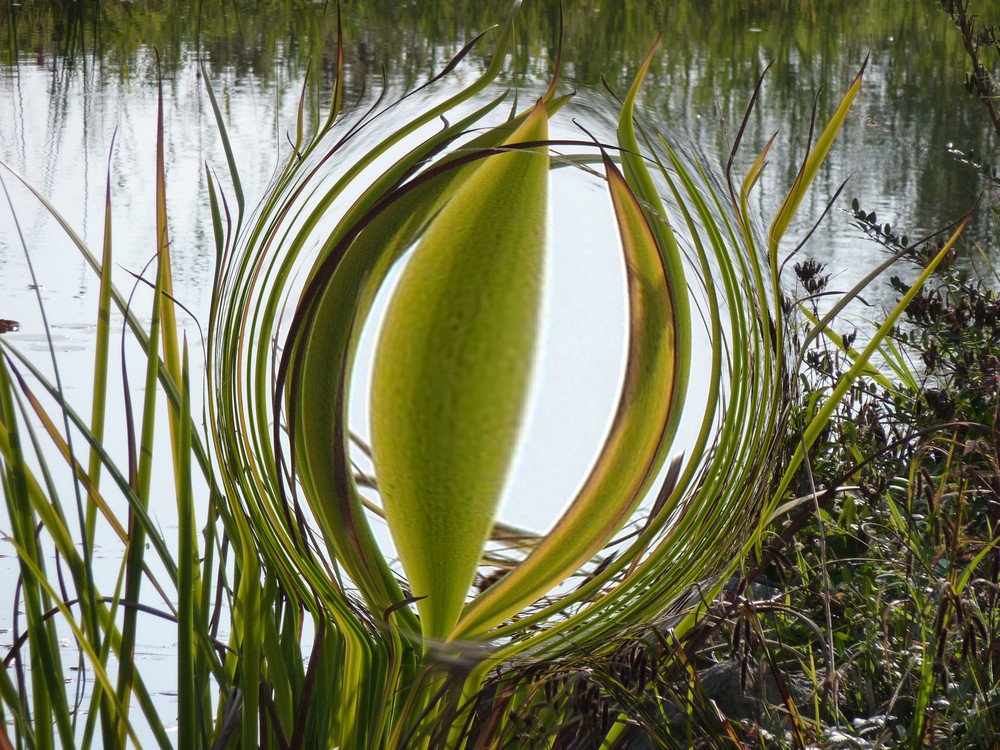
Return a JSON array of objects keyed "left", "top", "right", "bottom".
[{"left": 0, "top": 0, "right": 997, "bottom": 745}]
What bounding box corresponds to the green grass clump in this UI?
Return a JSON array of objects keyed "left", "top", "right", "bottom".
[{"left": 594, "top": 207, "right": 1000, "bottom": 749}]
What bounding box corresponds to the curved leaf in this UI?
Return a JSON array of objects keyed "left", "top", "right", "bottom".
[
  {"left": 453, "top": 151, "right": 677, "bottom": 639},
  {"left": 371, "top": 101, "right": 550, "bottom": 641}
]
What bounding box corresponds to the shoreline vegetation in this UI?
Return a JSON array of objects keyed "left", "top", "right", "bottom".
[{"left": 1, "top": 1, "right": 999, "bottom": 748}]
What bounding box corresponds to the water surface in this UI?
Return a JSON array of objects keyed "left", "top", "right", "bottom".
[{"left": 1, "top": 0, "right": 998, "bottom": 738}]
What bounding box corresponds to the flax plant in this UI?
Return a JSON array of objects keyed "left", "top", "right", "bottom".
[
  {"left": 0, "top": 2, "right": 965, "bottom": 748},
  {"left": 204, "top": 3, "right": 953, "bottom": 747}
]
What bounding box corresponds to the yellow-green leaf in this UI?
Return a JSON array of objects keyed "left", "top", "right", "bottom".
[
  {"left": 370, "top": 100, "right": 550, "bottom": 641},
  {"left": 453, "top": 152, "right": 677, "bottom": 639},
  {"left": 769, "top": 59, "right": 867, "bottom": 258}
]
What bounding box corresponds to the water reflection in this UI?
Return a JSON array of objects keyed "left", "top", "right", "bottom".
[
  {"left": 4, "top": 1, "right": 995, "bottom": 253},
  {"left": 3, "top": 0, "right": 998, "bottom": 525},
  {"left": 1, "top": 3, "right": 998, "bottom": 497}
]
